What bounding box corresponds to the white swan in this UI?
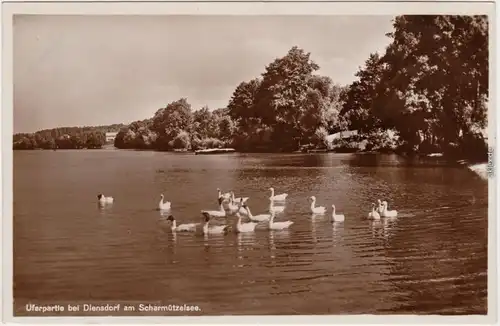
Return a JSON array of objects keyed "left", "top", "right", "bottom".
[
  {"left": 367, "top": 203, "right": 381, "bottom": 220},
  {"left": 268, "top": 212, "right": 293, "bottom": 230},
  {"left": 309, "top": 196, "right": 326, "bottom": 214},
  {"left": 380, "top": 201, "right": 398, "bottom": 218},
  {"left": 97, "top": 194, "right": 114, "bottom": 204},
  {"left": 243, "top": 205, "right": 270, "bottom": 222},
  {"left": 377, "top": 199, "right": 384, "bottom": 214},
  {"left": 269, "top": 187, "right": 288, "bottom": 201},
  {"left": 201, "top": 197, "right": 227, "bottom": 218},
  {"left": 222, "top": 197, "right": 248, "bottom": 216},
  {"left": 269, "top": 200, "right": 286, "bottom": 214},
  {"left": 201, "top": 212, "right": 229, "bottom": 235},
  {"left": 165, "top": 215, "right": 200, "bottom": 232},
  {"left": 235, "top": 212, "right": 257, "bottom": 233},
  {"left": 217, "top": 188, "right": 231, "bottom": 201},
  {"left": 331, "top": 204, "right": 345, "bottom": 222},
  {"left": 159, "top": 194, "right": 171, "bottom": 210},
  {"left": 231, "top": 191, "right": 249, "bottom": 204}
]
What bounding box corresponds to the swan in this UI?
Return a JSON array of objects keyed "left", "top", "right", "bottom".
[
  {"left": 201, "top": 197, "right": 227, "bottom": 218},
  {"left": 165, "top": 215, "right": 200, "bottom": 232},
  {"left": 217, "top": 188, "right": 231, "bottom": 201},
  {"left": 269, "top": 200, "right": 286, "bottom": 214},
  {"left": 222, "top": 197, "right": 248, "bottom": 216},
  {"left": 97, "top": 194, "right": 114, "bottom": 204},
  {"left": 381, "top": 201, "right": 398, "bottom": 218},
  {"left": 367, "top": 203, "right": 381, "bottom": 220},
  {"left": 201, "top": 212, "right": 229, "bottom": 235},
  {"left": 377, "top": 199, "right": 384, "bottom": 214},
  {"left": 231, "top": 191, "right": 249, "bottom": 204},
  {"left": 309, "top": 196, "right": 326, "bottom": 214},
  {"left": 269, "top": 187, "right": 288, "bottom": 201},
  {"left": 235, "top": 212, "right": 257, "bottom": 233},
  {"left": 268, "top": 212, "right": 293, "bottom": 230},
  {"left": 331, "top": 204, "right": 345, "bottom": 222},
  {"left": 159, "top": 194, "right": 171, "bottom": 210},
  {"left": 243, "top": 205, "right": 271, "bottom": 222}
]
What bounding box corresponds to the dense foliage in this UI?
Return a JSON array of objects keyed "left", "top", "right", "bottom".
[
  {"left": 13, "top": 124, "right": 123, "bottom": 150},
  {"left": 114, "top": 46, "right": 346, "bottom": 152},
  {"left": 16, "top": 15, "right": 489, "bottom": 160},
  {"left": 340, "top": 15, "right": 489, "bottom": 159}
]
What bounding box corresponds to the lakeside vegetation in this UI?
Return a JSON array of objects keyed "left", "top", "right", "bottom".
[
  {"left": 14, "top": 16, "right": 488, "bottom": 161},
  {"left": 13, "top": 124, "right": 124, "bottom": 150}
]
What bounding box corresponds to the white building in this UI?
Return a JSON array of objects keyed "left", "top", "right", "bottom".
[{"left": 105, "top": 132, "right": 118, "bottom": 142}]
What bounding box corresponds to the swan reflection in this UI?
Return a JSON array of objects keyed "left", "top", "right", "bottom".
[{"left": 331, "top": 221, "right": 344, "bottom": 245}]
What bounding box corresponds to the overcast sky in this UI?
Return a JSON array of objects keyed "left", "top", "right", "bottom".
[{"left": 13, "top": 15, "right": 394, "bottom": 133}]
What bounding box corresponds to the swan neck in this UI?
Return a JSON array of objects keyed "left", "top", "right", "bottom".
[
  {"left": 203, "top": 222, "right": 209, "bottom": 234},
  {"left": 171, "top": 220, "right": 177, "bottom": 230}
]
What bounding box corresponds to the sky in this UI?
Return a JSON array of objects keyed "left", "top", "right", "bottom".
[{"left": 13, "top": 15, "right": 394, "bottom": 133}]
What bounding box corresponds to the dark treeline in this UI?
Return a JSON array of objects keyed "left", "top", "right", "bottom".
[
  {"left": 15, "top": 15, "right": 488, "bottom": 161},
  {"left": 13, "top": 124, "right": 124, "bottom": 150},
  {"left": 114, "top": 15, "right": 488, "bottom": 160}
]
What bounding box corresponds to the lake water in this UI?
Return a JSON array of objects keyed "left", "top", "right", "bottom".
[{"left": 13, "top": 150, "right": 488, "bottom": 315}]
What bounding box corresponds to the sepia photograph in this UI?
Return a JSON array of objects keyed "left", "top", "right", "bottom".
[{"left": 2, "top": 1, "right": 496, "bottom": 323}]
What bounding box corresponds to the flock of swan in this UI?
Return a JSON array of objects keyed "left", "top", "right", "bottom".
[{"left": 97, "top": 187, "right": 398, "bottom": 235}]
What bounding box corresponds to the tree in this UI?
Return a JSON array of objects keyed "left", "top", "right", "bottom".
[
  {"left": 340, "top": 53, "right": 386, "bottom": 133},
  {"left": 373, "top": 15, "right": 488, "bottom": 156},
  {"left": 152, "top": 98, "right": 193, "bottom": 150}
]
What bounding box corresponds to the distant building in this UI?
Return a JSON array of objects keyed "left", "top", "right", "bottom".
[
  {"left": 325, "top": 130, "right": 358, "bottom": 143},
  {"left": 105, "top": 132, "right": 118, "bottom": 143}
]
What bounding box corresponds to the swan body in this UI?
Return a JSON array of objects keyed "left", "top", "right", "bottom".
[
  {"left": 201, "top": 207, "right": 226, "bottom": 218},
  {"left": 309, "top": 196, "right": 326, "bottom": 214},
  {"left": 268, "top": 212, "right": 293, "bottom": 230},
  {"left": 367, "top": 203, "right": 381, "bottom": 220},
  {"left": 201, "top": 199, "right": 227, "bottom": 218},
  {"left": 202, "top": 213, "right": 229, "bottom": 235},
  {"left": 269, "top": 187, "right": 288, "bottom": 201},
  {"left": 165, "top": 215, "right": 199, "bottom": 232},
  {"left": 97, "top": 194, "right": 114, "bottom": 204},
  {"left": 235, "top": 213, "right": 257, "bottom": 233},
  {"left": 331, "top": 204, "right": 345, "bottom": 222},
  {"left": 243, "top": 205, "right": 270, "bottom": 222},
  {"left": 159, "top": 194, "right": 171, "bottom": 210},
  {"left": 380, "top": 201, "right": 398, "bottom": 218}
]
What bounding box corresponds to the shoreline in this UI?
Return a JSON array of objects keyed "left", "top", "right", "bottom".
[{"left": 468, "top": 163, "right": 489, "bottom": 180}]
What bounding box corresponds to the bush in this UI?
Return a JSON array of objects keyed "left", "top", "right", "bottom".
[{"left": 170, "top": 131, "right": 191, "bottom": 150}]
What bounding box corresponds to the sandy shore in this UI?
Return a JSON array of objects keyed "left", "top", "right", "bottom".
[{"left": 468, "top": 163, "right": 489, "bottom": 180}]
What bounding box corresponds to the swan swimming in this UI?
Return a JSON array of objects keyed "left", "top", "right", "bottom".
[
  {"left": 309, "top": 196, "right": 326, "bottom": 215},
  {"left": 217, "top": 188, "right": 231, "bottom": 201},
  {"left": 201, "top": 198, "right": 227, "bottom": 218},
  {"left": 367, "top": 203, "right": 381, "bottom": 220},
  {"left": 377, "top": 199, "right": 384, "bottom": 214},
  {"left": 165, "top": 215, "right": 200, "bottom": 232},
  {"left": 201, "top": 212, "right": 229, "bottom": 235},
  {"left": 235, "top": 212, "right": 258, "bottom": 233},
  {"left": 269, "top": 187, "right": 288, "bottom": 201},
  {"left": 243, "top": 205, "right": 271, "bottom": 222},
  {"left": 97, "top": 194, "right": 114, "bottom": 204},
  {"left": 331, "top": 204, "right": 345, "bottom": 222},
  {"left": 159, "top": 194, "right": 171, "bottom": 211},
  {"left": 268, "top": 212, "right": 293, "bottom": 230},
  {"left": 380, "top": 201, "right": 398, "bottom": 218},
  {"left": 222, "top": 197, "right": 248, "bottom": 216}
]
